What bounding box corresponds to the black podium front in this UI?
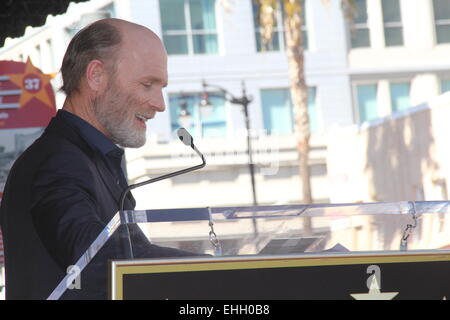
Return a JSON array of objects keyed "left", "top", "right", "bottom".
[{"left": 110, "top": 251, "right": 450, "bottom": 300}]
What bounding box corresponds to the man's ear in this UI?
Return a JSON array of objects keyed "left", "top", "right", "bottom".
[{"left": 85, "top": 60, "right": 107, "bottom": 92}]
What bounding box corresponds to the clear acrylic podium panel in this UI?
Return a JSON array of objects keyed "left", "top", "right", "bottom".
[
  {"left": 130, "top": 201, "right": 450, "bottom": 255},
  {"left": 48, "top": 201, "right": 450, "bottom": 299}
]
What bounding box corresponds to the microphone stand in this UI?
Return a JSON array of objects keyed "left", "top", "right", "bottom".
[{"left": 118, "top": 128, "right": 206, "bottom": 259}]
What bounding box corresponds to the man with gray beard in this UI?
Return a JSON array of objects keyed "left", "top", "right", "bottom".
[{"left": 0, "top": 19, "right": 198, "bottom": 300}]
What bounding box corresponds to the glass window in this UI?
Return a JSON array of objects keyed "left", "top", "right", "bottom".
[
  {"left": 261, "top": 87, "right": 317, "bottom": 135},
  {"left": 433, "top": 0, "right": 450, "bottom": 44},
  {"left": 160, "top": 0, "right": 219, "bottom": 55},
  {"left": 190, "top": 0, "right": 216, "bottom": 30},
  {"left": 307, "top": 87, "right": 317, "bottom": 133},
  {"left": 382, "top": 0, "right": 403, "bottom": 46},
  {"left": 193, "top": 34, "right": 218, "bottom": 54},
  {"left": 351, "top": 0, "right": 370, "bottom": 48},
  {"left": 356, "top": 84, "right": 378, "bottom": 123},
  {"left": 252, "top": 0, "right": 308, "bottom": 52},
  {"left": 441, "top": 79, "right": 450, "bottom": 93},
  {"left": 390, "top": 82, "right": 411, "bottom": 112},
  {"left": 261, "top": 89, "right": 293, "bottom": 134},
  {"left": 169, "top": 92, "right": 226, "bottom": 138},
  {"left": 302, "top": 1, "right": 308, "bottom": 51},
  {"left": 160, "top": 0, "right": 186, "bottom": 31},
  {"left": 163, "top": 35, "right": 189, "bottom": 55}
]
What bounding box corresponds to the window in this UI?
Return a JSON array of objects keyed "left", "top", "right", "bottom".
[
  {"left": 355, "top": 81, "right": 412, "bottom": 123},
  {"left": 356, "top": 84, "right": 378, "bottom": 123},
  {"left": 261, "top": 87, "right": 317, "bottom": 135},
  {"left": 433, "top": 0, "right": 450, "bottom": 44},
  {"left": 390, "top": 82, "right": 411, "bottom": 112},
  {"left": 169, "top": 92, "right": 226, "bottom": 138},
  {"left": 441, "top": 79, "right": 450, "bottom": 93},
  {"left": 160, "top": 0, "right": 218, "bottom": 55},
  {"left": 351, "top": 0, "right": 370, "bottom": 48},
  {"left": 381, "top": 0, "right": 403, "bottom": 46},
  {"left": 252, "top": 0, "right": 307, "bottom": 52},
  {"left": 308, "top": 87, "right": 317, "bottom": 133}
]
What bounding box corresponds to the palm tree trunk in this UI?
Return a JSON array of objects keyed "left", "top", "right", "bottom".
[
  {"left": 236, "top": 0, "right": 357, "bottom": 236},
  {"left": 283, "top": 1, "right": 313, "bottom": 235}
]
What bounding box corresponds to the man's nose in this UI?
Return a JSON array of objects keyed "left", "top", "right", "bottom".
[{"left": 150, "top": 91, "right": 166, "bottom": 112}]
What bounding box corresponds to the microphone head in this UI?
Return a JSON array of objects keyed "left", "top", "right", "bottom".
[{"left": 177, "top": 128, "right": 193, "bottom": 147}]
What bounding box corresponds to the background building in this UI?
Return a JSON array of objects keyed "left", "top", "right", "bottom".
[
  {"left": 1, "top": 0, "right": 450, "bottom": 298},
  {"left": 2, "top": 0, "right": 450, "bottom": 210}
]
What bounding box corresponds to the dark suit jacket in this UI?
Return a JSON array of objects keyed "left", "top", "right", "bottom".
[{"left": 0, "top": 112, "right": 195, "bottom": 300}]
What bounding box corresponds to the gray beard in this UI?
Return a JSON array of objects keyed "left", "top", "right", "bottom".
[{"left": 93, "top": 88, "right": 146, "bottom": 148}]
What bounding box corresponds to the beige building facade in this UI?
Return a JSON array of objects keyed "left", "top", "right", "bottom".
[{"left": 327, "top": 92, "right": 450, "bottom": 204}]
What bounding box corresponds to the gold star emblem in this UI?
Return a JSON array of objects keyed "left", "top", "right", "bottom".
[
  {"left": 5, "top": 57, "right": 55, "bottom": 109},
  {"left": 350, "top": 277, "right": 399, "bottom": 300}
]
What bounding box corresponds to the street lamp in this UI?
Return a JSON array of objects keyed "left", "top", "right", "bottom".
[{"left": 200, "top": 80, "right": 258, "bottom": 208}]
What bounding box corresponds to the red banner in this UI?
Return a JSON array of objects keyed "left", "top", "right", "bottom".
[
  {"left": 0, "top": 58, "right": 56, "bottom": 129},
  {"left": 0, "top": 58, "right": 57, "bottom": 266}
]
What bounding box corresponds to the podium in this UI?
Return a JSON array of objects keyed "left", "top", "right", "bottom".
[{"left": 48, "top": 201, "right": 450, "bottom": 300}]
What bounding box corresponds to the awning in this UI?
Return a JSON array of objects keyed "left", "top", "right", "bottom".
[{"left": 0, "top": 0, "right": 90, "bottom": 47}]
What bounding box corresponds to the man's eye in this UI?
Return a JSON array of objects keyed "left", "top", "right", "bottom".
[{"left": 142, "top": 83, "right": 153, "bottom": 89}]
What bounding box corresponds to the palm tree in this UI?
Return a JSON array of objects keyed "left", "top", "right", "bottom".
[
  {"left": 255, "top": 0, "right": 356, "bottom": 234},
  {"left": 218, "top": 0, "right": 357, "bottom": 234}
]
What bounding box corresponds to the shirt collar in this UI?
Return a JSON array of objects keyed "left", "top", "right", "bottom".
[{"left": 57, "top": 109, "right": 123, "bottom": 158}]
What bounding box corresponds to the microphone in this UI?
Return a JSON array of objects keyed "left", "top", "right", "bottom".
[
  {"left": 177, "top": 127, "right": 205, "bottom": 160},
  {"left": 118, "top": 128, "right": 206, "bottom": 258},
  {"left": 119, "top": 128, "right": 206, "bottom": 211}
]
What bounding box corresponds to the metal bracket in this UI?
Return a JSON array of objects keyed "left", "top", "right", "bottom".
[
  {"left": 208, "top": 207, "right": 222, "bottom": 256},
  {"left": 400, "top": 201, "right": 418, "bottom": 251}
]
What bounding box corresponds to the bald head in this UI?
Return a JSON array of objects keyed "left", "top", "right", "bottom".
[
  {"left": 60, "top": 18, "right": 168, "bottom": 148},
  {"left": 101, "top": 18, "right": 159, "bottom": 38},
  {"left": 105, "top": 19, "right": 167, "bottom": 80},
  {"left": 60, "top": 18, "right": 163, "bottom": 98}
]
